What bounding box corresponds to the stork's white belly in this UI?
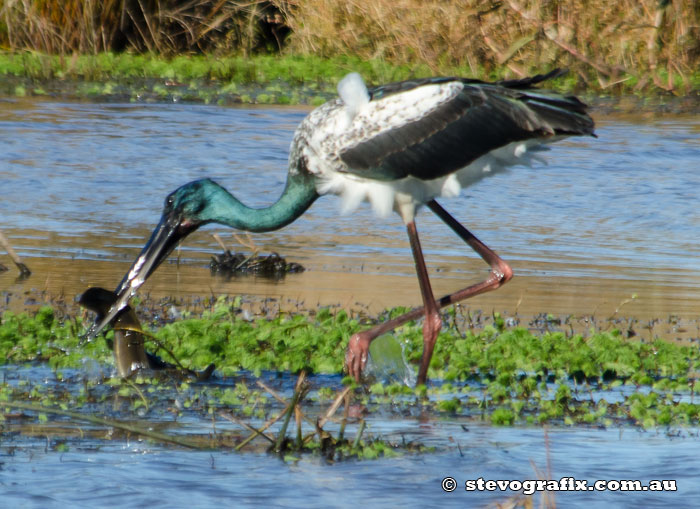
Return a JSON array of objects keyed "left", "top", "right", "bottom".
[{"left": 314, "top": 138, "right": 555, "bottom": 222}]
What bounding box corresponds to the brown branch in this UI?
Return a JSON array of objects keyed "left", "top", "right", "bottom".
[
  {"left": 0, "top": 230, "right": 31, "bottom": 276},
  {"left": 3, "top": 400, "right": 207, "bottom": 449}
]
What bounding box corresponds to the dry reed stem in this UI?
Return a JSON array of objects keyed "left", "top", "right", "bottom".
[
  {"left": 273, "top": 370, "right": 308, "bottom": 452},
  {"left": 317, "top": 386, "right": 352, "bottom": 429},
  {"left": 231, "top": 403, "right": 290, "bottom": 450},
  {"left": 219, "top": 410, "right": 277, "bottom": 444},
  {"left": 3, "top": 400, "right": 208, "bottom": 449},
  {"left": 0, "top": 0, "right": 280, "bottom": 54},
  {"left": 256, "top": 378, "right": 318, "bottom": 430},
  {"left": 277, "top": 0, "right": 699, "bottom": 91},
  {"left": 1, "top": 0, "right": 697, "bottom": 91}
]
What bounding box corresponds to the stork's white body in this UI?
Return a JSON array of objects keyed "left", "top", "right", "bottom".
[{"left": 290, "top": 73, "right": 557, "bottom": 223}]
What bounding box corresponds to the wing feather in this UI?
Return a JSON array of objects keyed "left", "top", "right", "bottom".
[{"left": 338, "top": 70, "right": 594, "bottom": 182}]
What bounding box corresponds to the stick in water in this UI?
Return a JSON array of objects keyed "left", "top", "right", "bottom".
[{"left": 0, "top": 230, "right": 30, "bottom": 276}]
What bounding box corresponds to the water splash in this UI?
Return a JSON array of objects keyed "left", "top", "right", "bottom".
[{"left": 366, "top": 333, "right": 416, "bottom": 386}]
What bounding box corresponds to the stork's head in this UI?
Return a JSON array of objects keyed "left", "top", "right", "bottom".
[{"left": 84, "top": 178, "right": 226, "bottom": 340}]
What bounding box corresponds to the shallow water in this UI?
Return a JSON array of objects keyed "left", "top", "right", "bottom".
[
  {"left": 2, "top": 365, "right": 698, "bottom": 508},
  {"left": 4, "top": 426, "right": 698, "bottom": 508},
  {"left": 1, "top": 98, "right": 700, "bottom": 506},
  {"left": 1, "top": 99, "right": 700, "bottom": 332}
]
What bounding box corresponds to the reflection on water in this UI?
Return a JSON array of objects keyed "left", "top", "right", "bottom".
[{"left": 1, "top": 98, "right": 700, "bottom": 326}]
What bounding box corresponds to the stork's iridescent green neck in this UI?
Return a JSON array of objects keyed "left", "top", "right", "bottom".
[
  {"left": 84, "top": 172, "right": 319, "bottom": 340},
  {"left": 172, "top": 172, "right": 319, "bottom": 233}
]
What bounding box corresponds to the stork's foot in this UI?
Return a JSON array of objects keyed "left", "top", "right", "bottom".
[
  {"left": 416, "top": 311, "right": 442, "bottom": 385},
  {"left": 345, "top": 331, "right": 372, "bottom": 381}
]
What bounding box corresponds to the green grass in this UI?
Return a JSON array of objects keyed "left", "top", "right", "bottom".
[
  {"left": 3, "top": 298, "right": 700, "bottom": 430},
  {"left": 0, "top": 51, "right": 425, "bottom": 85},
  {"left": 2, "top": 51, "right": 697, "bottom": 106},
  {"left": 0, "top": 51, "right": 438, "bottom": 104}
]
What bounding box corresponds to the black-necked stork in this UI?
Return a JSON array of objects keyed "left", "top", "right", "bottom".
[{"left": 86, "top": 69, "right": 595, "bottom": 385}]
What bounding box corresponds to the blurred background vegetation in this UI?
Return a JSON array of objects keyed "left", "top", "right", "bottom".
[{"left": 0, "top": 0, "right": 698, "bottom": 92}]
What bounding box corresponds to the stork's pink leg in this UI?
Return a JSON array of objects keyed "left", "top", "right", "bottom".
[
  {"left": 406, "top": 220, "right": 442, "bottom": 385},
  {"left": 345, "top": 199, "right": 513, "bottom": 384}
]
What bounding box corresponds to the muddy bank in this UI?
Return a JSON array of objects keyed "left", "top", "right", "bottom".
[
  {"left": 3, "top": 256, "right": 700, "bottom": 346},
  {"left": 1, "top": 74, "right": 698, "bottom": 114}
]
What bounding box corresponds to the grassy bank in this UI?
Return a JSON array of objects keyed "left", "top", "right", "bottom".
[
  {"left": 0, "top": 51, "right": 427, "bottom": 86},
  {"left": 0, "top": 52, "right": 421, "bottom": 84},
  {"left": 2, "top": 51, "right": 698, "bottom": 110},
  {"left": 0, "top": 1, "right": 698, "bottom": 95},
  {"left": 2, "top": 298, "right": 700, "bottom": 429},
  {"left": 0, "top": 51, "right": 430, "bottom": 104}
]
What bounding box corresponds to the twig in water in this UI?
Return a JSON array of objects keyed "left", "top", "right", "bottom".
[
  {"left": 257, "top": 379, "right": 318, "bottom": 430},
  {"left": 2, "top": 401, "right": 206, "bottom": 449},
  {"left": 274, "top": 371, "right": 308, "bottom": 453},
  {"left": 295, "top": 405, "right": 303, "bottom": 449},
  {"left": 0, "top": 230, "right": 31, "bottom": 276},
  {"left": 233, "top": 231, "right": 258, "bottom": 254},
  {"left": 317, "top": 386, "right": 352, "bottom": 429},
  {"left": 218, "top": 411, "right": 276, "bottom": 445},
  {"left": 338, "top": 390, "right": 351, "bottom": 442},
  {"left": 212, "top": 233, "right": 229, "bottom": 252},
  {"left": 123, "top": 378, "right": 149, "bottom": 412},
  {"left": 352, "top": 419, "right": 366, "bottom": 449},
  {"left": 230, "top": 405, "right": 290, "bottom": 451}
]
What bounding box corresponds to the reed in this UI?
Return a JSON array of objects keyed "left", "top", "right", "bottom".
[
  {"left": 0, "top": 0, "right": 698, "bottom": 92},
  {"left": 276, "top": 0, "right": 700, "bottom": 92},
  {"left": 0, "top": 0, "right": 286, "bottom": 55}
]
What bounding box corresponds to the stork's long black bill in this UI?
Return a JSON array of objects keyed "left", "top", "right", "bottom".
[{"left": 83, "top": 212, "right": 196, "bottom": 342}]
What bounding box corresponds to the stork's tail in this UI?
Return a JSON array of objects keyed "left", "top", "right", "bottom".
[
  {"left": 499, "top": 69, "right": 595, "bottom": 137},
  {"left": 496, "top": 68, "right": 568, "bottom": 89}
]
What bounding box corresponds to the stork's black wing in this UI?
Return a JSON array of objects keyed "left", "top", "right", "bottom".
[{"left": 339, "top": 70, "right": 594, "bottom": 182}]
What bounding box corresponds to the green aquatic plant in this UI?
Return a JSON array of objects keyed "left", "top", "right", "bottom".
[
  {"left": 150, "top": 303, "right": 353, "bottom": 376},
  {"left": 3, "top": 301, "right": 700, "bottom": 431}
]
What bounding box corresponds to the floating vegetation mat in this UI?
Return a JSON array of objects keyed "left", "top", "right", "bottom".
[
  {"left": 2, "top": 295, "right": 700, "bottom": 460},
  {"left": 1, "top": 367, "right": 427, "bottom": 460},
  {"left": 210, "top": 251, "right": 305, "bottom": 279}
]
